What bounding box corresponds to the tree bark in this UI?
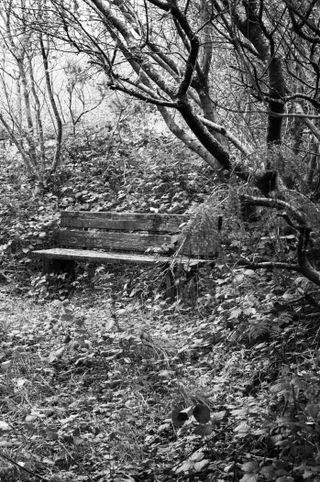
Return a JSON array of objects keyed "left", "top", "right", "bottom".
[
  {"left": 267, "top": 58, "right": 286, "bottom": 146},
  {"left": 40, "top": 35, "right": 63, "bottom": 172}
]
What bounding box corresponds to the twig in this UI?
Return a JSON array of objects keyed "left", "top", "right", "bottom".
[{"left": 0, "top": 450, "right": 49, "bottom": 482}]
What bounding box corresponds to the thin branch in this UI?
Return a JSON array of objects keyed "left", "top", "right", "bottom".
[
  {"left": 295, "top": 103, "right": 320, "bottom": 141},
  {"left": 40, "top": 34, "right": 63, "bottom": 172},
  {"left": 242, "top": 195, "right": 309, "bottom": 226},
  {"left": 198, "top": 116, "right": 253, "bottom": 156},
  {"left": 0, "top": 450, "right": 49, "bottom": 482},
  {"left": 177, "top": 36, "right": 199, "bottom": 97},
  {"left": 239, "top": 258, "right": 301, "bottom": 271},
  {"left": 0, "top": 111, "right": 37, "bottom": 176},
  {"left": 108, "top": 82, "right": 177, "bottom": 108},
  {"left": 239, "top": 257, "right": 320, "bottom": 286}
]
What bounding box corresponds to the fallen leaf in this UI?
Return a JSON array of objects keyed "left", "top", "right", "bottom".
[
  {"left": 0, "top": 421, "right": 10, "bottom": 431},
  {"left": 193, "top": 404, "right": 210, "bottom": 424},
  {"left": 172, "top": 408, "right": 189, "bottom": 428}
]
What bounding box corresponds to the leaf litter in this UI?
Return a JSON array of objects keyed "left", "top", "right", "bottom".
[{"left": 0, "top": 282, "right": 320, "bottom": 481}]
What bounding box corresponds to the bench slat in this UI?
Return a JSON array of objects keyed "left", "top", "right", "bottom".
[
  {"left": 32, "top": 248, "right": 210, "bottom": 265},
  {"left": 57, "top": 230, "right": 174, "bottom": 253},
  {"left": 32, "top": 248, "right": 170, "bottom": 264},
  {"left": 61, "top": 211, "right": 187, "bottom": 232}
]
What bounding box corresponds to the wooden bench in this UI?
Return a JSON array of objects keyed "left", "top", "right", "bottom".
[{"left": 32, "top": 211, "right": 217, "bottom": 294}]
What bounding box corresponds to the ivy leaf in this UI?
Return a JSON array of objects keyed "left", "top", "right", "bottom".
[
  {"left": 234, "top": 421, "right": 250, "bottom": 436},
  {"left": 171, "top": 408, "right": 188, "bottom": 427},
  {"left": 260, "top": 465, "right": 275, "bottom": 479},
  {"left": 0, "top": 421, "right": 10, "bottom": 431},
  {"left": 14, "top": 378, "right": 27, "bottom": 388},
  {"left": 48, "top": 346, "right": 65, "bottom": 363},
  {"left": 193, "top": 404, "right": 210, "bottom": 424},
  {"left": 212, "top": 410, "right": 227, "bottom": 423},
  {"left": 241, "top": 461, "right": 259, "bottom": 473},
  {"left": 174, "top": 460, "right": 193, "bottom": 474},
  {"left": 229, "top": 307, "right": 242, "bottom": 319},
  {"left": 193, "top": 459, "right": 209, "bottom": 472}
]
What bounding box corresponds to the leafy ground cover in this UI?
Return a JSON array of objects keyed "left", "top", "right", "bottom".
[
  {"left": 0, "top": 126, "right": 215, "bottom": 288},
  {"left": 1, "top": 128, "right": 320, "bottom": 481},
  {"left": 1, "top": 266, "right": 320, "bottom": 481}
]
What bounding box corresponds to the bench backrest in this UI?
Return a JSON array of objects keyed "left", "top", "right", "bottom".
[{"left": 57, "top": 211, "right": 217, "bottom": 257}]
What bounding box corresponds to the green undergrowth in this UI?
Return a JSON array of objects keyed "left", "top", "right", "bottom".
[
  {"left": 1, "top": 265, "right": 320, "bottom": 481},
  {"left": 1, "top": 129, "right": 320, "bottom": 480},
  {"left": 0, "top": 128, "right": 216, "bottom": 289}
]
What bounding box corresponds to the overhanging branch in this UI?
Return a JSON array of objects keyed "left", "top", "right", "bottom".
[
  {"left": 242, "top": 195, "right": 308, "bottom": 226},
  {"left": 199, "top": 116, "right": 253, "bottom": 156},
  {"left": 240, "top": 195, "right": 320, "bottom": 285},
  {"left": 108, "top": 82, "right": 177, "bottom": 108}
]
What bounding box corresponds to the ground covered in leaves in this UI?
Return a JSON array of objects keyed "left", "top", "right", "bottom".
[
  {"left": 1, "top": 269, "right": 320, "bottom": 482},
  {"left": 1, "top": 126, "right": 320, "bottom": 481}
]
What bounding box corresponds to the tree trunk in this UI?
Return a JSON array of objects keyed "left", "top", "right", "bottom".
[{"left": 267, "top": 58, "right": 286, "bottom": 146}]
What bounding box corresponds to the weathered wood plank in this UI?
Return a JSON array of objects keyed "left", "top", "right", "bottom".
[
  {"left": 32, "top": 211, "right": 218, "bottom": 274},
  {"left": 32, "top": 248, "right": 210, "bottom": 265},
  {"left": 60, "top": 211, "right": 188, "bottom": 232},
  {"left": 57, "top": 230, "right": 173, "bottom": 253},
  {"left": 57, "top": 229, "right": 218, "bottom": 257},
  {"left": 32, "top": 248, "right": 168, "bottom": 264},
  {"left": 179, "top": 231, "right": 218, "bottom": 257}
]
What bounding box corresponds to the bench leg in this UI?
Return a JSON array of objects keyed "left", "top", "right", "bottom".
[
  {"left": 183, "top": 264, "right": 200, "bottom": 305},
  {"left": 185, "top": 264, "right": 200, "bottom": 284},
  {"left": 163, "top": 264, "right": 195, "bottom": 300},
  {"left": 164, "top": 269, "right": 176, "bottom": 300},
  {"left": 42, "top": 258, "right": 76, "bottom": 281},
  {"left": 164, "top": 263, "right": 200, "bottom": 302}
]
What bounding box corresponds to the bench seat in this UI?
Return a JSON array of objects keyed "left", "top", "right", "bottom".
[
  {"left": 32, "top": 248, "right": 210, "bottom": 265},
  {"left": 32, "top": 211, "right": 219, "bottom": 297}
]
